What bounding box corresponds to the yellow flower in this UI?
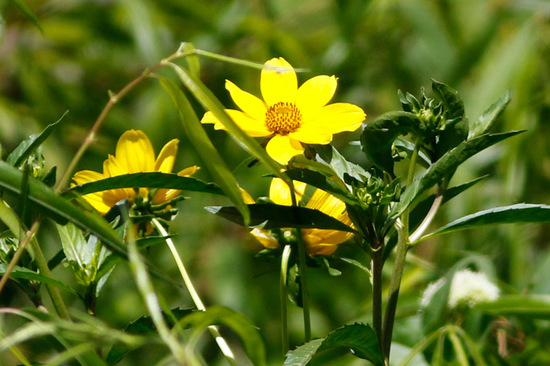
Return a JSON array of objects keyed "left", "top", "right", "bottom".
[
  {"left": 248, "top": 178, "right": 354, "bottom": 256},
  {"left": 72, "top": 130, "right": 199, "bottom": 215},
  {"left": 201, "top": 57, "right": 366, "bottom": 164}
]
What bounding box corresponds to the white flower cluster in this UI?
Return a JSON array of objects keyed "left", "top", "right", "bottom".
[
  {"left": 420, "top": 269, "right": 500, "bottom": 310},
  {"left": 448, "top": 269, "right": 500, "bottom": 308}
]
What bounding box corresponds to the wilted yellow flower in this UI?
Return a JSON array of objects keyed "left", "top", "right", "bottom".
[
  {"left": 201, "top": 57, "right": 366, "bottom": 164},
  {"left": 248, "top": 178, "right": 354, "bottom": 256},
  {"left": 72, "top": 129, "right": 199, "bottom": 215}
]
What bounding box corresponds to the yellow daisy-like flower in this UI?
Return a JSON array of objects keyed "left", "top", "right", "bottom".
[
  {"left": 245, "top": 178, "right": 354, "bottom": 256},
  {"left": 201, "top": 57, "right": 366, "bottom": 164},
  {"left": 72, "top": 130, "right": 199, "bottom": 215}
]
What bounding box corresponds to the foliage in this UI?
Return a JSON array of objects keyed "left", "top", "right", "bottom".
[{"left": 1, "top": 1, "right": 550, "bottom": 365}]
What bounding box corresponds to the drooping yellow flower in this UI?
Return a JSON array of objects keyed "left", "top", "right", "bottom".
[
  {"left": 248, "top": 178, "right": 354, "bottom": 256},
  {"left": 72, "top": 130, "right": 199, "bottom": 215},
  {"left": 201, "top": 57, "right": 366, "bottom": 164}
]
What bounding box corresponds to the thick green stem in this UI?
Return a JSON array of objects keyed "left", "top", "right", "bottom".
[
  {"left": 382, "top": 144, "right": 419, "bottom": 363},
  {"left": 369, "top": 234, "right": 383, "bottom": 347},
  {"left": 151, "top": 218, "right": 237, "bottom": 366},
  {"left": 280, "top": 245, "right": 291, "bottom": 355},
  {"left": 288, "top": 182, "right": 311, "bottom": 342}
]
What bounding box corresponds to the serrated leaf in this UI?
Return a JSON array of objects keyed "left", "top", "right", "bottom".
[
  {"left": 431, "top": 79, "right": 464, "bottom": 120},
  {"left": 65, "top": 172, "right": 223, "bottom": 196},
  {"left": 432, "top": 80, "right": 469, "bottom": 159},
  {"left": 360, "top": 111, "right": 423, "bottom": 175},
  {"left": 393, "top": 130, "right": 523, "bottom": 217},
  {"left": 7, "top": 112, "right": 66, "bottom": 167},
  {"left": 473, "top": 295, "right": 550, "bottom": 318},
  {"left": 284, "top": 323, "right": 383, "bottom": 366},
  {"left": 158, "top": 76, "right": 250, "bottom": 225},
  {"left": 0, "top": 264, "right": 77, "bottom": 295},
  {"left": 469, "top": 90, "right": 512, "bottom": 138},
  {"left": 419, "top": 204, "right": 550, "bottom": 242},
  {"left": 313, "top": 145, "right": 370, "bottom": 183},
  {"left": 206, "top": 204, "right": 357, "bottom": 233}
]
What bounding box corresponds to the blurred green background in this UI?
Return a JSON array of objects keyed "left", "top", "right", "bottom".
[{"left": 1, "top": 0, "right": 550, "bottom": 364}]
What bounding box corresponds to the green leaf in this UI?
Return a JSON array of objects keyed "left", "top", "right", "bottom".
[
  {"left": 473, "top": 295, "right": 550, "bottom": 319},
  {"left": 469, "top": 90, "right": 512, "bottom": 138},
  {"left": 158, "top": 76, "right": 250, "bottom": 225},
  {"left": 431, "top": 80, "right": 468, "bottom": 159},
  {"left": 313, "top": 145, "right": 370, "bottom": 183},
  {"left": 0, "top": 264, "right": 77, "bottom": 295},
  {"left": 206, "top": 204, "right": 358, "bottom": 233},
  {"left": 284, "top": 323, "right": 383, "bottom": 366},
  {"left": 360, "top": 111, "right": 423, "bottom": 175},
  {"left": 419, "top": 204, "right": 550, "bottom": 242},
  {"left": 7, "top": 112, "right": 66, "bottom": 167},
  {"left": 285, "top": 168, "right": 358, "bottom": 206},
  {"left": 107, "top": 308, "right": 194, "bottom": 365},
  {"left": 394, "top": 130, "right": 523, "bottom": 217},
  {"left": 56, "top": 222, "right": 93, "bottom": 286},
  {"left": 431, "top": 79, "right": 464, "bottom": 120},
  {"left": 8, "top": 0, "right": 43, "bottom": 32},
  {"left": 0, "top": 161, "right": 127, "bottom": 257},
  {"left": 179, "top": 306, "right": 267, "bottom": 366},
  {"left": 65, "top": 172, "right": 223, "bottom": 196}
]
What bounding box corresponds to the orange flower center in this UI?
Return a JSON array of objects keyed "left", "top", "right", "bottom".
[{"left": 265, "top": 102, "right": 302, "bottom": 134}]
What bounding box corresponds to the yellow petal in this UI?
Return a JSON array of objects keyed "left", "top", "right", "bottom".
[
  {"left": 72, "top": 170, "right": 105, "bottom": 185},
  {"left": 261, "top": 58, "right": 298, "bottom": 106},
  {"left": 316, "top": 103, "right": 366, "bottom": 133},
  {"left": 103, "top": 156, "right": 135, "bottom": 198},
  {"left": 152, "top": 166, "right": 200, "bottom": 205},
  {"left": 269, "top": 178, "right": 307, "bottom": 206},
  {"left": 225, "top": 110, "right": 271, "bottom": 137},
  {"left": 115, "top": 130, "right": 155, "bottom": 173},
  {"left": 240, "top": 187, "right": 256, "bottom": 205},
  {"left": 225, "top": 80, "right": 267, "bottom": 121},
  {"left": 297, "top": 75, "right": 337, "bottom": 118},
  {"left": 289, "top": 122, "right": 332, "bottom": 144},
  {"left": 202, "top": 110, "right": 271, "bottom": 137},
  {"left": 250, "top": 228, "right": 280, "bottom": 249},
  {"left": 177, "top": 166, "right": 200, "bottom": 177},
  {"left": 155, "top": 139, "right": 179, "bottom": 173},
  {"left": 201, "top": 111, "right": 219, "bottom": 125},
  {"left": 81, "top": 192, "right": 112, "bottom": 215},
  {"left": 306, "top": 189, "right": 346, "bottom": 218},
  {"left": 265, "top": 135, "right": 304, "bottom": 165}
]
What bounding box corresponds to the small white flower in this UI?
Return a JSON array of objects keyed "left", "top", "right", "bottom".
[
  {"left": 448, "top": 269, "right": 500, "bottom": 308},
  {"left": 420, "top": 278, "right": 446, "bottom": 307}
]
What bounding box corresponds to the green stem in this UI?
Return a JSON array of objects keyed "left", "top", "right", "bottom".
[
  {"left": 369, "top": 234, "right": 383, "bottom": 347},
  {"left": 288, "top": 182, "right": 311, "bottom": 342},
  {"left": 280, "top": 244, "right": 291, "bottom": 355},
  {"left": 382, "top": 144, "right": 419, "bottom": 363},
  {"left": 151, "top": 218, "right": 237, "bottom": 366},
  {"left": 126, "top": 219, "right": 188, "bottom": 364},
  {"left": 0, "top": 201, "right": 70, "bottom": 320}
]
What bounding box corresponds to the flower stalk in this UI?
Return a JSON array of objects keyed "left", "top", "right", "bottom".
[
  {"left": 151, "top": 218, "right": 237, "bottom": 365},
  {"left": 280, "top": 244, "right": 292, "bottom": 355},
  {"left": 382, "top": 143, "right": 419, "bottom": 362}
]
